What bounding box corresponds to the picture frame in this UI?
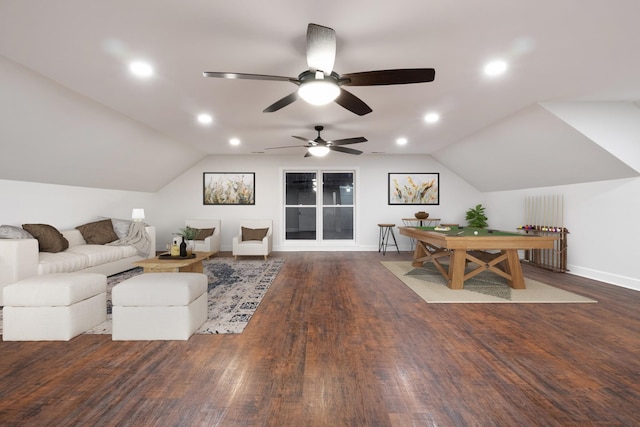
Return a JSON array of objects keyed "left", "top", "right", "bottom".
[
  {"left": 388, "top": 173, "right": 439, "bottom": 205},
  {"left": 203, "top": 172, "right": 255, "bottom": 205}
]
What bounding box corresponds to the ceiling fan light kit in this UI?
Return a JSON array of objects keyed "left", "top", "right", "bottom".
[
  {"left": 307, "top": 145, "right": 331, "bottom": 156},
  {"left": 297, "top": 71, "right": 340, "bottom": 105}
]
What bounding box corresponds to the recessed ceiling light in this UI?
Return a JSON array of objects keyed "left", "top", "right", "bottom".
[
  {"left": 229, "top": 138, "right": 240, "bottom": 146},
  {"left": 424, "top": 112, "right": 440, "bottom": 124},
  {"left": 129, "top": 61, "right": 154, "bottom": 78},
  {"left": 484, "top": 59, "right": 508, "bottom": 77},
  {"left": 197, "top": 113, "right": 213, "bottom": 125},
  {"left": 396, "top": 137, "right": 408, "bottom": 145}
]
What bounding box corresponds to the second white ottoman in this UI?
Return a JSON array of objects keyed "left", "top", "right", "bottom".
[{"left": 111, "top": 272, "right": 208, "bottom": 340}]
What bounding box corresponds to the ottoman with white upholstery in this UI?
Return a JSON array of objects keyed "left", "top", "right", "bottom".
[
  {"left": 111, "top": 272, "right": 208, "bottom": 341},
  {"left": 2, "top": 273, "right": 107, "bottom": 341}
]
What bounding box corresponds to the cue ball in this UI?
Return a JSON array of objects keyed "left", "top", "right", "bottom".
[{"left": 474, "top": 231, "right": 478, "bottom": 235}]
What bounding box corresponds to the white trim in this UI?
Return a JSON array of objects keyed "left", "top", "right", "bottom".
[{"left": 568, "top": 265, "right": 640, "bottom": 292}]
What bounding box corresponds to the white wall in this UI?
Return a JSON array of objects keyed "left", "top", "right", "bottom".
[
  {"left": 4, "top": 160, "right": 638, "bottom": 292},
  {"left": 485, "top": 177, "right": 640, "bottom": 291},
  {"left": 153, "top": 154, "right": 480, "bottom": 252},
  {"left": 0, "top": 179, "right": 157, "bottom": 230}
]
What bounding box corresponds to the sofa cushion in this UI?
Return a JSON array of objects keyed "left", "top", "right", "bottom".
[
  {"left": 241, "top": 227, "right": 268, "bottom": 241},
  {"left": 67, "top": 244, "right": 137, "bottom": 267},
  {"left": 76, "top": 219, "right": 119, "bottom": 244},
  {"left": 0, "top": 225, "right": 33, "bottom": 239},
  {"left": 38, "top": 251, "right": 91, "bottom": 274},
  {"left": 195, "top": 228, "right": 215, "bottom": 240},
  {"left": 22, "top": 223, "right": 69, "bottom": 253}
]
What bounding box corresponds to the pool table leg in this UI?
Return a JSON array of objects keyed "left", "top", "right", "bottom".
[
  {"left": 448, "top": 249, "right": 467, "bottom": 290},
  {"left": 504, "top": 250, "right": 526, "bottom": 289}
]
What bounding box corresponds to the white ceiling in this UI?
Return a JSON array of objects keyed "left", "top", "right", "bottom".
[{"left": 1, "top": 0, "right": 639, "bottom": 192}]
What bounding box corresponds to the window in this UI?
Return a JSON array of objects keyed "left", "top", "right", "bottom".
[{"left": 284, "top": 171, "right": 355, "bottom": 241}]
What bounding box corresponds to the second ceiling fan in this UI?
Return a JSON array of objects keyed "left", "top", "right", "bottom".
[
  {"left": 203, "top": 23, "right": 436, "bottom": 116},
  {"left": 266, "top": 126, "right": 366, "bottom": 157}
]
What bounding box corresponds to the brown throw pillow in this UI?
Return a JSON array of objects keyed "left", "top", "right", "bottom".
[
  {"left": 195, "top": 228, "right": 215, "bottom": 240},
  {"left": 241, "top": 227, "right": 268, "bottom": 241},
  {"left": 22, "top": 223, "right": 69, "bottom": 253},
  {"left": 76, "top": 219, "right": 119, "bottom": 244}
]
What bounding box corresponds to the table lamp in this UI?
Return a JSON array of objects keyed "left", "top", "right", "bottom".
[{"left": 131, "top": 208, "right": 145, "bottom": 222}]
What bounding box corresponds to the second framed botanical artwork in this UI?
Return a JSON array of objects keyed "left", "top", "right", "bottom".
[
  {"left": 388, "top": 173, "right": 439, "bottom": 205},
  {"left": 203, "top": 172, "right": 255, "bottom": 205}
]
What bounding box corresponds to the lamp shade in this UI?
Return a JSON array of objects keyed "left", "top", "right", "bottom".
[{"left": 131, "top": 208, "right": 145, "bottom": 221}]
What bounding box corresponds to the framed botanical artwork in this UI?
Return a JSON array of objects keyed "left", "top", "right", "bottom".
[
  {"left": 203, "top": 172, "right": 255, "bottom": 205},
  {"left": 388, "top": 173, "right": 439, "bottom": 205}
]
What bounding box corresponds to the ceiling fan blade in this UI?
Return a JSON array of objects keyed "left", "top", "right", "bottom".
[
  {"left": 306, "top": 23, "right": 336, "bottom": 75},
  {"left": 330, "top": 137, "right": 367, "bottom": 146},
  {"left": 334, "top": 89, "right": 373, "bottom": 116},
  {"left": 264, "top": 145, "right": 308, "bottom": 150},
  {"left": 304, "top": 151, "right": 313, "bottom": 158},
  {"left": 203, "top": 71, "right": 296, "bottom": 83},
  {"left": 330, "top": 146, "right": 363, "bottom": 155},
  {"left": 340, "top": 68, "right": 435, "bottom": 86},
  {"left": 292, "top": 135, "right": 313, "bottom": 143},
  {"left": 263, "top": 92, "right": 299, "bottom": 113}
]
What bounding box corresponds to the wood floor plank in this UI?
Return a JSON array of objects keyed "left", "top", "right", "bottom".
[{"left": 1, "top": 251, "right": 639, "bottom": 426}]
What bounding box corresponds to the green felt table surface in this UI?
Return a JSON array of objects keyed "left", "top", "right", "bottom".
[{"left": 414, "top": 226, "right": 523, "bottom": 237}]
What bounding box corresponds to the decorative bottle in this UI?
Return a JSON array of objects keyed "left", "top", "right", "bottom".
[
  {"left": 179, "top": 236, "right": 187, "bottom": 257},
  {"left": 170, "top": 240, "right": 180, "bottom": 257}
]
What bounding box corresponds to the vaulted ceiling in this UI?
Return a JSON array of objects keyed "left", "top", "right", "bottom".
[{"left": 1, "top": 0, "right": 638, "bottom": 192}]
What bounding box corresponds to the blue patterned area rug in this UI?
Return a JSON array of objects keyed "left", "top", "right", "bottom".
[
  {"left": 0, "top": 258, "right": 284, "bottom": 336},
  {"left": 84, "top": 257, "right": 285, "bottom": 334}
]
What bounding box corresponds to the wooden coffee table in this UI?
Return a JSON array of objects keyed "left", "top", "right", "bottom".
[{"left": 133, "top": 251, "right": 214, "bottom": 273}]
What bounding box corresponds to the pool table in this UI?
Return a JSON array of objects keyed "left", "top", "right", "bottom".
[{"left": 398, "top": 226, "right": 557, "bottom": 290}]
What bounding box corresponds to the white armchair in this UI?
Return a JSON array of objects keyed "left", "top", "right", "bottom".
[
  {"left": 185, "top": 219, "right": 221, "bottom": 257},
  {"left": 232, "top": 220, "right": 273, "bottom": 260}
]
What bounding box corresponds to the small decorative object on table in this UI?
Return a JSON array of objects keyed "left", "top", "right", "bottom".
[
  {"left": 415, "top": 211, "right": 429, "bottom": 220},
  {"left": 179, "top": 236, "right": 187, "bottom": 257},
  {"left": 170, "top": 238, "right": 180, "bottom": 257},
  {"left": 180, "top": 225, "right": 199, "bottom": 255}
]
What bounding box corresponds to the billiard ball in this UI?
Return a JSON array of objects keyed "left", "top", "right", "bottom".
[{"left": 473, "top": 231, "right": 478, "bottom": 235}]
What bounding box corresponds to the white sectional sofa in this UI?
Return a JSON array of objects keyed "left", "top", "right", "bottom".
[{"left": 0, "top": 223, "right": 156, "bottom": 306}]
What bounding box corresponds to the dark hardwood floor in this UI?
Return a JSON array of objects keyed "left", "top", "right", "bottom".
[{"left": 1, "top": 251, "right": 639, "bottom": 426}]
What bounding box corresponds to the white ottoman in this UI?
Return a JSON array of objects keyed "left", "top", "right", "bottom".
[
  {"left": 2, "top": 273, "right": 107, "bottom": 341},
  {"left": 111, "top": 272, "right": 208, "bottom": 341}
]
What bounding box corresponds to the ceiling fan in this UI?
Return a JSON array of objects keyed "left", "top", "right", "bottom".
[
  {"left": 265, "top": 126, "right": 366, "bottom": 157},
  {"left": 203, "top": 23, "right": 435, "bottom": 116}
]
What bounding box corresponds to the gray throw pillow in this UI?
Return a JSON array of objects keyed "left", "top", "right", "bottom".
[{"left": 0, "top": 225, "right": 34, "bottom": 239}]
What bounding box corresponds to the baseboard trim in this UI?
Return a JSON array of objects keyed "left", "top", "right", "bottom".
[{"left": 568, "top": 265, "right": 640, "bottom": 292}]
